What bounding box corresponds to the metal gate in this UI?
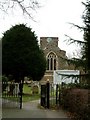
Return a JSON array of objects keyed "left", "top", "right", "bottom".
[
  {"left": 40, "top": 82, "right": 61, "bottom": 109},
  {"left": 49, "top": 84, "right": 61, "bottom": 108},
  {"left": 2, "top": 81, "right": 22, "bottom": 109}
]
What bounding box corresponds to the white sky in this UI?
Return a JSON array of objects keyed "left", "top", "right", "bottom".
[{"left": 0, "top": 0, "right": 85, "bottom": 58}]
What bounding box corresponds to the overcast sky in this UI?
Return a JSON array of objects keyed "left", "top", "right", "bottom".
[{"left": 0, "top": 0, "right": 85, "bottom": 58}]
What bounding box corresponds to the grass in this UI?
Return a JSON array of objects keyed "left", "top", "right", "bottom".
[
  {"left": 23, "top": 84, "right": 40, "bottom": 102},
  {"left": 23, "top": 84, "right": 32, "bottom": 94},
  {"left": 2, "top": 83, "right": 40, "bottom": 102},
  {"left": 2, "top": 94, "right": 40, "bottom": 102},
  {"left": 2, "top": 96, "right": 19, "bottom": 102},
  {"left": 22, "top": 94, "right": 40, "bottom": 102}
]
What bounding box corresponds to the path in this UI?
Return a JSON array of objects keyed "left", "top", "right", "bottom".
[{"left": 2, "top": 99, "right": 70, "bottom": 119}]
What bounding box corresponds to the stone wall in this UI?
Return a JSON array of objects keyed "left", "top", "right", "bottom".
[{"left": 40, "top": 37, "right": 69, "bottom": 83}]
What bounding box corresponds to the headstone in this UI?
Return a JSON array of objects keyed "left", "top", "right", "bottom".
[
  {"left": 13, "top": 83, "right": 19, "bottom": 95},
  {"left": 32, "top": 85, "right": 39, "bottom": 94}
]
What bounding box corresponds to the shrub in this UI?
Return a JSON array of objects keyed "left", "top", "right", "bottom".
[{"left": 61, "top": 88, "right": 89, "bottom": 120}]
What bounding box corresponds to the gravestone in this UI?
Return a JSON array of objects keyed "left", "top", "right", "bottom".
[
  {"left": 13, "top": 83, "right": 19, "bottom": 95},
  {"left": 32, "top": 85, "right": 39, "bottom": 94}
]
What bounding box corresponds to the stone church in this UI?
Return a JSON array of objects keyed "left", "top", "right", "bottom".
[{"left": 40, "top": 37, "right": 69, "bottom": 84}]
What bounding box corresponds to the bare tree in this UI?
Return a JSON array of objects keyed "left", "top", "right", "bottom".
[{"left": 0, "top": 0, "right": 40, "bottom": 19}]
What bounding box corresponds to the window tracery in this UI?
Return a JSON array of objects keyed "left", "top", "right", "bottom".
[{"left": 47, "top": 52, "right": 57, "bottom": 70}]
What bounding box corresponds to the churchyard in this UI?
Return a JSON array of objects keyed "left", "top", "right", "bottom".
[
  {"left": 2, "top": 81, "right": 40, "bottom": 102},
  {"left": 2, "top": 75, "right": 89, "bottom": 120}
]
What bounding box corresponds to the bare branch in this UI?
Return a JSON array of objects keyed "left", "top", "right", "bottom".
[
  {"left": 15, "top": 0, "right": 34, "bottom": 19},
  {"left": 0, "top": 0, "right": 40, "bottom": 20},
  {"left": 10, "top": 1, "right": 15, "bottom": 8},
  {"left": 68, "top": 22, "right": 84, "bottom": 31},
  {"left": 64, "top": 35, "right": 86, "bottom": 45}
]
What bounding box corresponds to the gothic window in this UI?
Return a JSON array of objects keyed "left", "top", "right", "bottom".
[
  {"left": 50, "top": 58, "right": 53, "bottom": 70},
  {"left": 47, "top": 58, "right": 49, "bottom": 70},
  {"left": 47, "top": 52, "right": 57, "bottom": 70},
  {"left": 54, "top": 59, "right": 56, "bottom": 70}
]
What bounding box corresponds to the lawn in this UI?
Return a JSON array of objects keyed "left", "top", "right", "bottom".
[
  {"left": 2, "top": 83, "right": 40, "bottom": 102},
  {"left": 23, "top": 84, "right": 40, "bottom": 102},
  {"left": 23, "top": 84, "right": 32, "bottom": 95},
  {"left": 22, "top": 94, "right": 40, "bottom": 102}
]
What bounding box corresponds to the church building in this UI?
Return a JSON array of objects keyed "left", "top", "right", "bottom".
[{"left": 40, "top": 37, "right": 68, "bottom": 84}]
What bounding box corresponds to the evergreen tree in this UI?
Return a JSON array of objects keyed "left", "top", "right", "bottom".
[
  {"left": 82, "top": 0, "right": 90, "bottom": 72},
  {"left": 65, "top": 0, "right": 90, "bottom": 86},
  {"left": 2, "top": 24, "right": 46, "bottom": 82}
]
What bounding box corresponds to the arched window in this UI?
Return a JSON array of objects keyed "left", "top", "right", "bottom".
[{"left": 47, "top": 52, "right": 57, "bottom": 70}]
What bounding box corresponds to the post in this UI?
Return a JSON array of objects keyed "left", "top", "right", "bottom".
[
  {"left": 59, "top": 85, "right": 61, "bottom": 106},
  {"left": 19, "top": 80, "right": 22, "bottom": 109},
  {"left": 41, "top": 85, "right": 46, "bottom": 108},
  {"left": 46, "top": 79, "right": 50, "bottom": 109},
  {"left": 56, "top": 84, "right": 58, "bottom": 105}
]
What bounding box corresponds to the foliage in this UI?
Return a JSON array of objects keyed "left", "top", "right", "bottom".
[
  {"left": 66, "top": 82, "right": 89, "bottom": 89},
  {"left": 82, "top": 0, "right": 90, "bottom": 71},
  {"left": 0, "top": 39, "right": 2, "bottom": 76},
  {"left": 64, "top": 0, "right": 90, "bottom": 85},
  {"left": 2, "top": 24, "right": 46, "bottom": 82},
  {"left": 2, "top": 75, "right": 8, "bottom": 92},
  {"left": 27, "top": 49, "right": 46, "bottom": 81},
  {"left": 61, "top": 88, "right": 89, "bottom": 120}
]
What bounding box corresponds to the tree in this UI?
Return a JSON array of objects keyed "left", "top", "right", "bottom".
[
  {"left": 0, "top": 39, "right": 2, "bottom": 76},
  {"left": 2, "top": 75, "right": 8, "bottom": 92},
  {"left": 82, "top": 0, "right": 90, "bottom": 72},
  {"left": 0, "top": 0, "right": 40, "bottom": 20},
  {"left": 2, "top": 24, "right": 46, "bottom": 82},
  {"left": 64, "top": 0, "right": 90, "bottom": 85}
]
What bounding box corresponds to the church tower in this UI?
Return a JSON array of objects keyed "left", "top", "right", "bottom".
[{"left": 40, "top": 37, "right": 68, "bottom": 83}]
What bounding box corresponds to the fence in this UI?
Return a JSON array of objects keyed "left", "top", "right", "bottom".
[
  {"left": 50, "top": 84, "right": 61, "bottom": 107},
  {"left": 41, "top": 82, "right": 61, "bottom": 109},
  {"left": 2, "top": 81, "right": 22, "bottom": 109}
]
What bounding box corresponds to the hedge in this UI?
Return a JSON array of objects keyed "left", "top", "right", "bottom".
[{"left": 61, "top": 88, "right": 89, "bottom": 120}]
